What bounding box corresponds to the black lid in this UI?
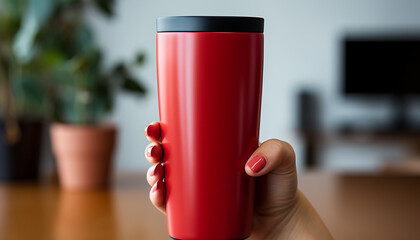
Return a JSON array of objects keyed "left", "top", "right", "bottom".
[{"left": 156, "top": 16, "right": 264, "bottom": 33}]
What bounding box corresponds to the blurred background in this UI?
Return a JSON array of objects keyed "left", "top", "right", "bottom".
[
  {"left": 2, "top": 0, "right": 420, "bottom": 239},
  {"left": 88, "top": 0, "right": 420, "bottom": 172},
  {"left": 2, "top": 0, "right": 420, "bottom": 173}
]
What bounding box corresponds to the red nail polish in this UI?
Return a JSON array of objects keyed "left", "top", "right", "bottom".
[
  {"left": 145, "top": 124, "right": 160, "bottom": 139},
  {"left": 151, "top": 183, "right": 158, "bottom": 193},
  {"left": 247, "top": 155, "right": 266, "bottom": 173},
  {"left": 152, "top": 180, "right": 163, "bottom": 193},
  {"left": 148, "top": 145, "right": 161, "bottom": 159},
  {"left": 152, "top": 164, "right": 161, "bottom": 177},
  {"left": 146, "top": 145, "right": 154, "bottom": 158}
]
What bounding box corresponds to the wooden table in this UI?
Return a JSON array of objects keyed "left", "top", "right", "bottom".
[{"left": 1, "top": 172, "right": 419, "bottom": 240}]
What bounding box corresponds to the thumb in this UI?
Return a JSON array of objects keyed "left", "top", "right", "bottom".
[
  {"left": 245, "top": 139, "right": 296, "bottom": 177},
  {"left": 245, "top": 139, "right": 298, "bottom": 219}
]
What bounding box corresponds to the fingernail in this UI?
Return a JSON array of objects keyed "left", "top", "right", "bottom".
[
  {"left": 152, "top": 164, "right": 162, "bottom": 177},
  {"left": 152, "top": 180, "right": 162, "bottom": 193},
  {"left": 145, "top": 124, "right": 159, "bottom": 138},
  {"left": 146, "top": 145, "right": 154, "bottom": 158},
  {"left": 247, "top": 155, "right": 266, "bottom": 173},
  {"left": 151, "top": 183, "right": 158, "bottom": 193},
  {"left": 146, "top": 145, "right": 160, "bottom": 158}
]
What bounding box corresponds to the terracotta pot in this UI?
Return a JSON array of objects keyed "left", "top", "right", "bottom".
[{"left": 51, "top": 124, "right": 117, "bottom": 190}]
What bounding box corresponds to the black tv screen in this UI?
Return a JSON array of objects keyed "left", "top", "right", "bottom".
[{"left": 343, "top": 36, "right": 420, "bottom": 95}]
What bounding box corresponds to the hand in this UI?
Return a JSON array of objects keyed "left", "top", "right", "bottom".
[{"left": 144, "top": 122, "right": 332, "bottom": 239}]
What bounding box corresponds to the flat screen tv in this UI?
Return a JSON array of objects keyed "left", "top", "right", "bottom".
[{"left": 343, "top": 35, "right": 420, "bottom": 95}]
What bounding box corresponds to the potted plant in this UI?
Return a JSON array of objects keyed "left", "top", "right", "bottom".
[
  {"left": 0, "top": 0, "right": 49, "bottom": 181},
  {"left": 8, "top": 0, "right": 147, "bottom": 189}
]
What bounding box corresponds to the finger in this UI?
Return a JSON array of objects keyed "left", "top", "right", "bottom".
[
  {"left": 144, "top": 122, "right": 161, "bottom": 142},
  {"left": 149, "top": 179, "right": 166, "bottom": 214},
  {"left": 147, "top": 163, "right": 164, "bottom": 187},
  {"left": 145, "top": 142, "right": 163, "bottom": 164},
  {"left": 245, "top": 139, "right": 296, "bottom": 177}
]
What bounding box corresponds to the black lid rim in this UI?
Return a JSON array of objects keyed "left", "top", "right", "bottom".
[{"left": 156, "top": 16, "right": 264, "bottom": 33}]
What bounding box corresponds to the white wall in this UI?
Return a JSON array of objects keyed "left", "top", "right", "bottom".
[{"left": 87, "top": 0, "right": 420, "bottom": 171}]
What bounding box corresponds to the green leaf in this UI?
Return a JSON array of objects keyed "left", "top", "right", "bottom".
[
  {"left": 39, "top": 49, "right": 66, "bottom": 68},
  {"left": 97, "top": 79, "right": 113, "bottom": 112},
  {"left": 1, "top": 0, "right": 26, "bottom": 20},
  {"left": 112, "top": 62, "right": 126, "bottom": 75},
  {"left": 93, "top": 0, "right": 115, "bottom": 17},
  {"left": 135, "top": 52, "right": 145, "bottom": 65},
  {"left": 75, "top": 24, "right": 95, "bottom": 53},
  {"left": 13, "top": 0, "right": 55, "bottom": 63},
  {"left": 56, "top": 0, "right": 76, "bottom": 7},
  {"left": 11, "top": 71, "right": 48, "bottom": 117},
  {"left": 122, "top": 77, "right": 146, "bottom": 95}
]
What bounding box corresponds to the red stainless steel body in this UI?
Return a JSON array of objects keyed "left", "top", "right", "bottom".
[{"left": 157, "top": 32, "right": 263, "bottom": 240}]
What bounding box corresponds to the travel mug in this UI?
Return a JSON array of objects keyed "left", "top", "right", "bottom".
[{"left": 156, "top": 16, "right": 264, "bottom": 240}]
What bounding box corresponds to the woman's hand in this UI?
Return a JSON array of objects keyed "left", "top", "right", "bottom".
[{"left": 144, "top": 121, "right": 333, "bottom": 239}]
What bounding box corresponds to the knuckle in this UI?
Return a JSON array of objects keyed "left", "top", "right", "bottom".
[
  {"left": 266, "top": 138, "right": 284, "bottom": 153},
  {"left": 266, "top": 138, "right": 296, "bottom": 168}
]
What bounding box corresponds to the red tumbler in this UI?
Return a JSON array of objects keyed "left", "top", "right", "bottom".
[{"left": 156, "top": 16, "right": 264, "bottom": 240}]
